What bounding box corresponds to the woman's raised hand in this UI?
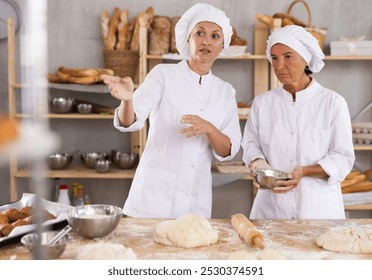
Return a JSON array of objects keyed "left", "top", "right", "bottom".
[{"left": 102, "top": 74, "right": 134, "bottom": 101}]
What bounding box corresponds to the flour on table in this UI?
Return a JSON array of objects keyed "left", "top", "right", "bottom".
[
  {"left": 153, "top": 214, "right": 218, "bottom": 248},
  {"left": 316, "top": 227, "right": 372, "bottom": 254},
  {"left": 75, "top": 242, "right": 137, "bottom": 260},
  {"left": 259, "top": 248, "right": 287, "bottom": 260},
  {"left": 227, "top": 250, "right": 256, "bottom": 260}
]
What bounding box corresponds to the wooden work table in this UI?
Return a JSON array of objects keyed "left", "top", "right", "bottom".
[{"left": 1, "top": 218, "right": 372, "bottom": 260}]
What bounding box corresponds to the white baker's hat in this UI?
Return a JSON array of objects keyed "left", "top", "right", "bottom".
[
  {"left": 266, "top": 25, "right": 325, "bottom": 73},
  {"left": 175, "top": 3, "right": 233, "bottom": 59}
]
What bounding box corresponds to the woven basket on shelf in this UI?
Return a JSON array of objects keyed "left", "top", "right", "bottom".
[
  {"left": 103, "top": 50, "right": 139, "bottom": 79},
  {"left": 287, "top": 0, "right": 326, "bottom": 50}
]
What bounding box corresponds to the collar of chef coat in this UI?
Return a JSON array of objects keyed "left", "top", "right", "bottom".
[
  {"left": 181, "top": 59, "right": 213, "bottom": 86},
  {"left": 279, "top": 79, "right": 319, "bottom": 102}
]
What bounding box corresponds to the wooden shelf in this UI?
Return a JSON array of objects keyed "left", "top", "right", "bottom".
[
  {"left": 145, "top": 54, "right": 267, "bottom": 60},
  {"left": 344, "top": 204, "right": 372, "bottom": 210},
  {"left": 354, "top": 145, "right": 372, "bottom": 151},
  {"left": 14, "top": 167, "right": 136, "bottom": 179},
  {"left": 15, "top": 113, "right": 113, "bottom": 119},
  {"left": 324, "top": 55, "right": 372, "bottom": 60},
  {"left": 47, "top": 82, "right": 139, "bottom": 93}
]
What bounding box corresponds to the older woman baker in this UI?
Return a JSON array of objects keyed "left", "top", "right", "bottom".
[
  {"left": 102, "top": 3, "right": 241, "bottom": 218},
  {"left": 242, "top": 25, "right": 355, "bottom": 219}
]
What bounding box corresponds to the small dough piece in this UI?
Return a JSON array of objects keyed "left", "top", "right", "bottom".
[
  {"left": 76, "top": 243, "right": 137, "bottom": 260},
  {"left": 259, "top": 248, "right": 287, "bottom": 260},
  {"left": 227, "top": 250, "right": 257, "bottom": 260},
  {"left": 316, "top": 227, "right": 372, "bottom": 254},
  {"left": 153, "top": 214, "right": 218, "bottom": 248}
]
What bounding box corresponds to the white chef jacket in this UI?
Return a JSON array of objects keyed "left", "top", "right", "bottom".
[
  {"left": 242, "top": 80, "right": 355, "bottom": 219},
  {"left": 114, "top": 60, "right": 241, "bottom": 218}
]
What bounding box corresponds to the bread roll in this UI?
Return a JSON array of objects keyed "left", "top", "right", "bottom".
[
  {"left": 5, "top": 208, "right": 27, "bottom": 223},
  {"left": 0, "top": 223, "right": 14, "bottom": 237},
  {"left": 12, "top": 219, "right": 30, "bottom": 227},
  {"left": 149, "top": 16, "right": 171, "bottom": 55},
  {"left": 231, "top": 213, "right": 265, "bottom": 249},
  {"left": 0, "top": 213, "right": 9, "bottom": 224},
  {"left": 18, "top": 206, "right": 35, "bottom": 217}
]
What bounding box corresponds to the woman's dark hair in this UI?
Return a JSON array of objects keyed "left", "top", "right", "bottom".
[{"left": 305, "top": 65, "right": 313, "bottom": 75}]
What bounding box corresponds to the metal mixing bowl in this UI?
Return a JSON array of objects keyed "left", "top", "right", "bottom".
[
  {"left": 67, "top": 204, "right": 122, "bottom": 239},
  {"left": 21, "top": 231, "right": 68, "bottom": 259},
  {"left": 94, "top": 159, "right": 111, "bottom": 173},
  {"left": 77, "top": 103, "right": 92, "bottom": 114},
  {"left": 251, "top": 168, "right": 289, "bottom": 191},
  {"left": 80, "top": 152, "right": 109, "bottom": 169},
  {"left": 111, "top": 150, "right": 139, "bottom": 169},
  {"left": 48, "top": 153, "right": 73, "bottom": 170},
  {"left": 50, "top": 97, "right": 75, "bottom": 113}
]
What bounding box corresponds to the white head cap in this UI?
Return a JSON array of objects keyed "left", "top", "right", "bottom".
[
  {"left": 175, "top": 3, "right": 233, "bottom": 60},
  {"left": 266, "top": 25, "right": 325, "bottom": 73}
]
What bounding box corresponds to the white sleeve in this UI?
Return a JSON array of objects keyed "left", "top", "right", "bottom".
[
  {"left": 113, "top": 65, "right": 165, "bottom": 132},
  {"left": 317, "top": 96, "right": 355, "bottom": 184},
  {"left": 241, "top": 97, "right": 266, "bottom": 166}
]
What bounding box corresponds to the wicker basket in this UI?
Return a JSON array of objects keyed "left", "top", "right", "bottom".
[
  {"left": 287, "top": 0, "right": 326, "bottom": 50},
  {"left": 103, "top": 50, "right": 139, "bottom": 79}
]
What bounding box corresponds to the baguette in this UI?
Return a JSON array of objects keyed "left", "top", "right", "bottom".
[
  {"left": 116, "top": 9, "right": 129, "bottom": 50},
  {"left": 341, "top": 174, "right": 367, "bottom": 188},
  {"left": 56, "top": 70, "right": 71, "bottom": 82},
  {"left": 231, "top": 213, "right": 265, "bottom": 249},
  {"left": 345, "top": 170, "right": 362, "bottom": 180},
  {"left": 47, "top": 72, "right": 63, "bottom": 83},
  {"left": 58, "top": 66, "right": 99, "bottom": 77},
  {"left": 256, "top": 13, "right": 273, "bottom": 27},
  {"left": 106, "top": 7, "right": 122, "bottom": 50},
  {"left": 125, "top": 17, "right": 137, "bottom": 50},
  {"left": 130, "top": 12, "right": 144, "bottom": 51},
  {"left": 143, "top": 7, "right": 155, "bottom": 28},
  {"left": 272, "top": 13, "right": 306, "bottom": 27},
  {"left": 342, "top": 180, "right": 372, "bottom": 194},
  {"left": 100, "top": 10, "right": 110, "bottom": 47},
  {"left": 69, "top": 75, "right": 101, "bottom": 85}
]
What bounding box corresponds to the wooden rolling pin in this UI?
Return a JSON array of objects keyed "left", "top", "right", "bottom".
[{"left": 231, "top": 213, "right": 265, "bottom": 249}]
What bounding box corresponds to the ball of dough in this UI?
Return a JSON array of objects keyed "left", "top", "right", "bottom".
[
  {"left": 316, "top": 227, "right": 372, "bottom": 254},
  {"left": 153, "top": 214, "right": 218, "bottom": 248}
]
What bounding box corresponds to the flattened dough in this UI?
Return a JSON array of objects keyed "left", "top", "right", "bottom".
[
  {"left": 153, "top": 214, "right": 218, "bottom": 248},
  {"left": 316, "top": 227, "right": 372, "bottom": 254},
  {"left": 227, "top": 250, "right": 256, "bottom": 260}
]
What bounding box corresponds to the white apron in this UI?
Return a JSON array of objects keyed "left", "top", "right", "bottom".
[
  {"left": 114, "top": 60, "right": 241, "bottom": 218},
  {"left": 242, "top": 81, "right": 355, "bottom": 219}
]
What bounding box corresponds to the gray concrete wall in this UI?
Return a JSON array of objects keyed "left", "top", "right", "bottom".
[{"left": 0, "top": 0, "right": 371, "bottom": 218}]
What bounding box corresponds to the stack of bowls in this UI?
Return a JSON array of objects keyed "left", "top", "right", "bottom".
[{"left": 80, "top": 152, "right": 109, "bottom": 169}]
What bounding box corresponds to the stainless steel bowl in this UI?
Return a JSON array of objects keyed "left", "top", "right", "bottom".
[
  {"left": 50, "top": 97, "right": 74, "bottom": 113},
  {"left": 94, "top": 159, "right": 111, "bottom": 173},
  {"left": 21, "top": 231, "right": 68, "bottom": 259},
  {"left": 80, "top": 152, "right": 109, "bottom": 169},
  {"left": 251, "top": 168, "right": 289, "bottom": 191},
  {"left": 48, "top": 153, "right": 73, "bottom": 170},
  {"left": 67, "top": 204, "right": 122, "bottom": 239},
  {"left": 77, "top": 103, "right": 92, "bottom": 114},
  {"left": 111, "top": 150, "right": 139, "bottom": 169}
]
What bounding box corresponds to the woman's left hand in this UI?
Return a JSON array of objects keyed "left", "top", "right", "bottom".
[
  {"left": 180, "top": 114, "right": 215, "bottom": 138},
  {"left": 272, "top": 166, "right": 304, "bottom": 194}
]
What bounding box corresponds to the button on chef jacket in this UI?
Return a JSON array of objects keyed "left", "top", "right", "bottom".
[
  {"left": 114, "top": 60, "right": 242, "bottom": 218},
  {"left": 242, "top": 80, "right": 355, "bottom": 219}
]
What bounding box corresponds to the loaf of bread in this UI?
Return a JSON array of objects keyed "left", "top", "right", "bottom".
[
  {"left": 106, "top": 7, "right": 122, "bottom": 50},
  {"left": 116, "top": 9, "right": 129, "bottom": 50},
  {"left": 149, "top": 16, "right": 171, "bottom": 55},
  {"left": 272, "top": 13, "right": 306, "bottom": 27},
  {"left": 48, "top": 67, "right": 114, "bottom": 84},
  {"left": 231, "top": 213, "right": 265, "bottom": 249},
  {"left": 170, "top": 17, "right": 180, "bottom": 53}
]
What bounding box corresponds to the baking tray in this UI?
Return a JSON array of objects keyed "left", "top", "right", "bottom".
[{"left": 0, "top": 193, "right": 72, "bottom": 247}]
